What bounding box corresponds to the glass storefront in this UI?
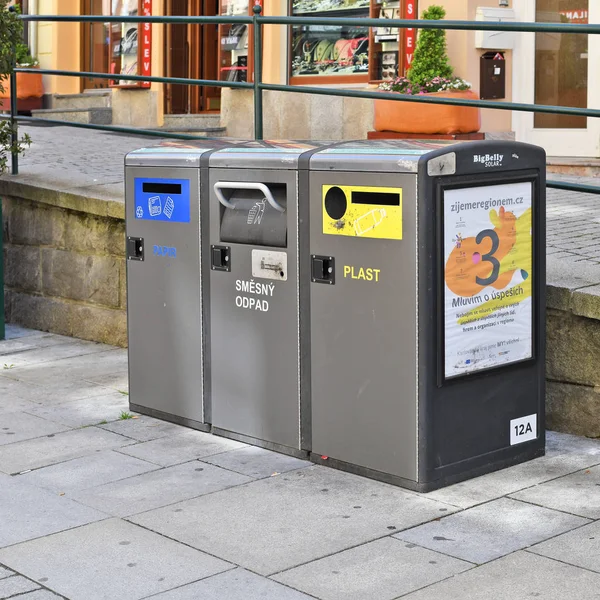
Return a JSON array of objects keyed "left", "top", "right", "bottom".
[
  {"left": 290, "top": 0, "right": 370, "bottom": 80},
  {"left": 82, "top": 0, "right": 150, "bottom": 90},
  {"left": 534, "top": 0, "right": 588, "bottom": 129},
  {"left": 219, "top": 0, "right": 250, "bottom": 82}
]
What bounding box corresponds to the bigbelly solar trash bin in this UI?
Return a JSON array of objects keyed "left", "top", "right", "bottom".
[
  {"left": 308, "top": 140, "right": 546, "bottom": 492},
  {"left": 207, "top": 142, "right": 324, "bottom": 457},
  {"left": 124, "top": 141, "right": 232, "bottom": 430}
]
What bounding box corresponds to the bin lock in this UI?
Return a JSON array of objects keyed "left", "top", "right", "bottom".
[
  {"left": 127, "top": 237, "right": 144, "bottom": 261},
  {"left": 312, "top": 255, "right": 335, "bottom": 285}
]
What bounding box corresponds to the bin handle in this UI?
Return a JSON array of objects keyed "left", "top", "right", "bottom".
[{"left": 213, "top": 182, "right": 285, "bottom": 213}]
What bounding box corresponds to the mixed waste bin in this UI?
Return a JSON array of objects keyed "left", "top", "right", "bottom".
[{"left": 207, "top": 142, "right": 324, "bottom": 456}]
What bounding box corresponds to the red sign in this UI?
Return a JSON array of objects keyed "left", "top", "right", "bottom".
[
  {"left": 141, "top": 0, "right": 152, "bottom": 88},
  {"left": 559, "top": 9, "right": 588, "bottom": 23},
  {"left": 404, "top": 0, "right": 416, "bottom": 73}
]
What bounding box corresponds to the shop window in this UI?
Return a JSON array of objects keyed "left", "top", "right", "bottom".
[
  {"left": 218, "top": 0, "right": 254, "bottom": 83},
  {"left": 289, "top": 0, "right": 413, "bottom": 86},
  {"left": 289, "top": 0, "right": 370, "bottom": 84},
  {"left": 82, "top": 0, "right": 151, "bottom": 91}
]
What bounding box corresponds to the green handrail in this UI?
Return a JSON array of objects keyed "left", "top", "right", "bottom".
[{"left": 7, "top": 8, "right": 600, "bottom": 199}]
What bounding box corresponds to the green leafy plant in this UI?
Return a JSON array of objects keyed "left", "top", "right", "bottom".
[
  {"left": 119, "top": 411, "right": 134, "bottom": 420},
  {"left": 15, "top": 42, "right": 37, "bottom": 67},
  {"left": 0, "top": 0, "right": 31, "bottom": 173},
  {"left": 407, "top": 5, "right": 453, "bottom": 87}
]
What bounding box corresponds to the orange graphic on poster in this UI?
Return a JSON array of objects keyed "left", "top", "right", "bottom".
[{"left": 446, "top": 206, "right": 531, "bottom": 298}]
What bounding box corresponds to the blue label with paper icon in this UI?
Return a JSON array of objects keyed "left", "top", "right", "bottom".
[{"left": 134, "top": 178, "right": 191, "bottom": 223}]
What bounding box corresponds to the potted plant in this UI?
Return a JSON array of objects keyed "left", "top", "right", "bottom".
[
  {"left": 374, "top": 5, "right": 480, "bottom": 135},
  {"left": 0, "top": 41, "right": 43, "bottom": 112}
]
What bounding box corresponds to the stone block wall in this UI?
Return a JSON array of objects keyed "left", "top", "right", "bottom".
[
  {"left": 2, "top": 195, "right": 127, "bottom": 347},
  {"left": 546, "top": 293, "right": 600, "bottom": 439}
]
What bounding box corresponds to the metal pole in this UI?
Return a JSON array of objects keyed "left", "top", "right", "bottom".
[
  {"left": 10, "top": 42, "right": 18, "bottom": 176},
  {"left": 253, "top": 2, "right": 263, "bottom": 140},
  {"left": 0, "top": 197, "right": 4, "bottom": 341}
]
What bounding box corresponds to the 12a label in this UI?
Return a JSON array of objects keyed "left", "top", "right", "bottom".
[{"left": 510, "top": 414, "right": 537, "bottom": 445}]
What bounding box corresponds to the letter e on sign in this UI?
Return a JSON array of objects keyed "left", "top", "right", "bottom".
[{"left": 510, "top": 414, "right": 537, "bottom": 445}]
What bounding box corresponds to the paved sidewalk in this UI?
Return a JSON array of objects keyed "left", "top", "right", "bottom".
[{"left": 0, "top": 325, "right": 599, "bottom": 600}]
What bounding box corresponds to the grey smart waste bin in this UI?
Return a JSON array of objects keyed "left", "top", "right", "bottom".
[
  {"left": 207, "top": 142, "right": 324, "bottom": 456},
  {"left": 308, "top": 140, "right": 546, "bottom": 492},
  {"left": 124, "top": 140, "right": 235, "bottom": 430}
]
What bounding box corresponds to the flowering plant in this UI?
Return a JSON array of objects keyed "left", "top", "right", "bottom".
[
  {"left": 378, "top": 5, "right": 472, "bottom": 96},
  {"left": 378, "top": 75, "right": 471, "bottom": 95}
]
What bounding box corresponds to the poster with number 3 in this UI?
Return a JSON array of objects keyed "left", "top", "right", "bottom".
[{"left": 444, "top": 181, "right": 534, "bottom": 379}]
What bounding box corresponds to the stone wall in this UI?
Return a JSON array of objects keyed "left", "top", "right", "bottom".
[
  {"left": 546, "top": 284, "right": 600, "bottom": 438},
  {"left": 221, "top": 89, "right": 375, "bottom": 140},
  {"left": 2, "top": 195, "right": 127, "bottom": 347}
]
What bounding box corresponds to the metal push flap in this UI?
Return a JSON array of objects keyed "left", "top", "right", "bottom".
[{"left": 215, "top": 181, "right": 287, "bottom": 248}]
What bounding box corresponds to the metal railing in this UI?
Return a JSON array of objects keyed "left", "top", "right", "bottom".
[{"left": 7, "top": 8, "right": 600, "bottom": 198}]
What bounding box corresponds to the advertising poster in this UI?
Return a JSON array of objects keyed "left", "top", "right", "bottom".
[{"left": 444, "top": 181, "right": 533, "bottom": 378}]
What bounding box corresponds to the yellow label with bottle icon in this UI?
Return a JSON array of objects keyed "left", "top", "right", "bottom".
[{"left": 322, "top": 185, "right": 403, "bottom": 240}]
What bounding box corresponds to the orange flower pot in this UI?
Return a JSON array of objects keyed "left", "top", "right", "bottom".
[
  {"left": 374, "top": 89, "right": 481, "bottom": 135},
  {"left": 0, "top": 67, "right": 43, "bottom": 101}
]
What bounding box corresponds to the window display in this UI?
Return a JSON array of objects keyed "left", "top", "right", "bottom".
[
  {"left": 110, "top": 0, "right": 152, "bottom": 89},
  {"left": 220, "top": 0, "right": 250, "bottom": 82},
  {"left": 290, "top": 0, "right": 370, "bottom": 79}
]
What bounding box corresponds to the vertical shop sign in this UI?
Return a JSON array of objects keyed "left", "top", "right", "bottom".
[
  {"left": 141, "top": 0, "right": 152, "bottom": 88},
  {"left": 403, "top": 0, "right": 416, "bottom": 73}
]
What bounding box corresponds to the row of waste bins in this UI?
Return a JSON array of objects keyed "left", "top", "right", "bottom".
[{"left": 125, "top": 139, "right": 546, "bottom": 492}]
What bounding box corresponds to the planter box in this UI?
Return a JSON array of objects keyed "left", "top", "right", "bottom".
[
  {"left": 0, "top": 67, "right": 44, "bottom": 111},
  {"left": 374, "top": 89, "right": 481, "bottom": 135}
]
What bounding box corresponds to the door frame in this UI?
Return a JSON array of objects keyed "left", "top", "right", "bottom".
[
  {"left": 163, "top": 0, "right": 220, "bottom": 114},
  {"left": 512, "top": 0, "right": 600, "bottom": 157}
]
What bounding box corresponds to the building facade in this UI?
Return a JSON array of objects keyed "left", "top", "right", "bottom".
[{"left": 19, "top": 0, "right": 599, "bottom": 157}]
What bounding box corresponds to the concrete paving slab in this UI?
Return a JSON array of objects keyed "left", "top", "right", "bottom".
[
  {"left": 11, "top": 349, "right": 127, "bottom": 384},
  {"left": 4, "top": 325, "right": 45, "bottom": 339},
  {"left": 0, "top": 333, "right": 75, "bottom": 357},
  {"left": 0, "top": 566, "right": 13, "bottom": 580},
  {"left": 0, "top": 575, "right": 40, "bottom": 597},
  {"left": 0, "top": 395, "right": 42, "bottom": 415},
  {"left": 18, "top": 450, "right": 158, "bottom": 493},
  {"left": 0, "top": 474, "right": 106, "bottom": 548},
  {"left": 273, "top": 536, "right": 473, "bottom": 600},
  {"left": 130, "top": 465, "right": 457, "bottom": 576},
  {"left": 425, "top": 451, "right": 600, "bottom": 509},
  {"left": 395, "top": 497, "right": 589, "bottom": 564},
  {"left": 13, "top": 591, "right": 64, "bottom": 599},
  {"left": 510, "top": 464, "right": 600, "bottom": 519},
  {"left": 201, "top": 446, "right": 310, "bottom": 479},
  {"left": 1, "top": 375, "right": 121, "bottom": 406},
  {"left": 0, "top": 412, "right": 70, "bottom": 446},
  {"left": 546, "top": 430, "right": 600, "bottom": 458},
  {"left": 71, "top": 461, "right": 252, "bottom": 517},
  {"left": 100, "top": 416, "right": 187, "bottom": 443},
  {"left": 0, "top": 426, "right": 134, "bottom": 474},
  {"left": 84, "top": 370, "right": 129, "bottom": 392},
  {"left": 24, "top": 392, "right": 129, "bottom": 428},
  {"left": 0, "top": 340, "right": 109, "bottom": 369},
  {"left": 119, "top": 430, "right": 248, "bottom": 467},
  {"left": 0, "top": 519, "right": 233, "bottom": 600},
  {"left": 529, "top": 519, "right": 600, "bottom": 573},
  {"left": 146, "top": 568, "right": 314, "bottom": 600},
  {"left": 402, "top": 550, "right": 600, "bottom": 600}
]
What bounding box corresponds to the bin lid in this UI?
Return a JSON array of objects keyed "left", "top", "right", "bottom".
[
  {"left": 125, "top": 139, "right": 246, "bottom": 167},
  {"left": 310, "top": 140, "right": 462, "bottom": 173},
  {"left": 209, "top": 140, "right": 328, "bottom": 169}
]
